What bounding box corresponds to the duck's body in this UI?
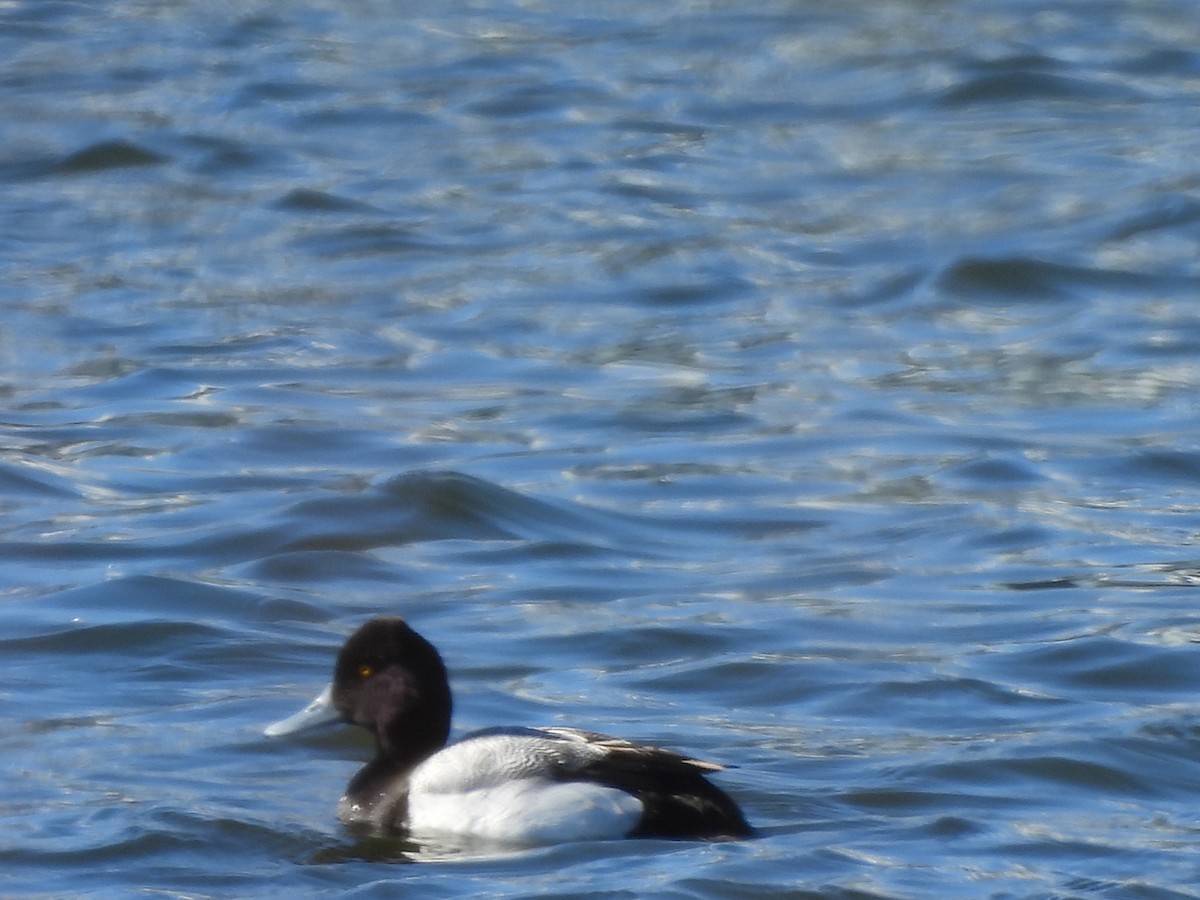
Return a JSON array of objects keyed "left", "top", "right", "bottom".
[
  {"left": 266, "top": 617, "right": 752, "bottom": 844},
  {"left": 347, "top": 727, "right": 646, "bottom": 842}
]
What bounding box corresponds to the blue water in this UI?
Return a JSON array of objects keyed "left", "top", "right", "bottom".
[{"left": 4, "top": 0, "right": 1200, "bottom": 896}]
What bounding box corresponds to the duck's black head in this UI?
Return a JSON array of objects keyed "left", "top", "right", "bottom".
[{"left": 331, "top": 617, "right": 453, "bottom": 768}]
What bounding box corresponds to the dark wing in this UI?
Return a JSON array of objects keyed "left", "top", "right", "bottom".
[{"left": 536, "top": 726, "right": 753, "bottom": 840}]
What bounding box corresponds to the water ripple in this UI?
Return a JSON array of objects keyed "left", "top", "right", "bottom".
[{"left": 4, "top": 0, "right": 1200, "bottom": 896}]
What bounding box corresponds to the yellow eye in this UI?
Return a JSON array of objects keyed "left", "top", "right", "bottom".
[{"left": 357, "top": 664, "right": 375, "bottom": 679}]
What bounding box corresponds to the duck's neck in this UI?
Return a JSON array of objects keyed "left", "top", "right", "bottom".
[
  {"left": 342, "top": 704, "right": 451, "bottom": 831},
  {"left": 377, "top": 702, "right": 451, "bottom": 772}
]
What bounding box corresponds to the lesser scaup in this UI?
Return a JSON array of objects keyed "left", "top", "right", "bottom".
[{"left": 265, "top": 616, "right": 752, "bottom": 844}]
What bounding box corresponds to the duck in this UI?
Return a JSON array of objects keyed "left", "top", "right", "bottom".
[{"left": 265, "top": 616, "right": 752, "bottom": 844}]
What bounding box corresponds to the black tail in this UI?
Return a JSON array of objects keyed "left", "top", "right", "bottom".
[{"left": 580, "top": 753, "right": 753, "bottom": 840}]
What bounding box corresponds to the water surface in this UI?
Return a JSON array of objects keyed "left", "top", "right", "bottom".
[{"left": 4, "top": 1, "right": 1200, "bottom": 897}]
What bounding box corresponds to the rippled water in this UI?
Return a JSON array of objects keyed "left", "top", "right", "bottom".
[{"left": 5, "top": 0, "right": 1200, "bottom": 896}]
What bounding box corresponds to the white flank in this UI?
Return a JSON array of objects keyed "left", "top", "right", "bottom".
[
  {"left": 404, "top": 730, "right": 643, "bottom": 843},
  {"left": 408, "top": 777, "right": 642, "bottom": 845}
]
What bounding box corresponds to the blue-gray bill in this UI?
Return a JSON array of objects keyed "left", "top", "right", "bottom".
[{"left": 264, "top": 684, "right": 338, "bottom": 737}]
